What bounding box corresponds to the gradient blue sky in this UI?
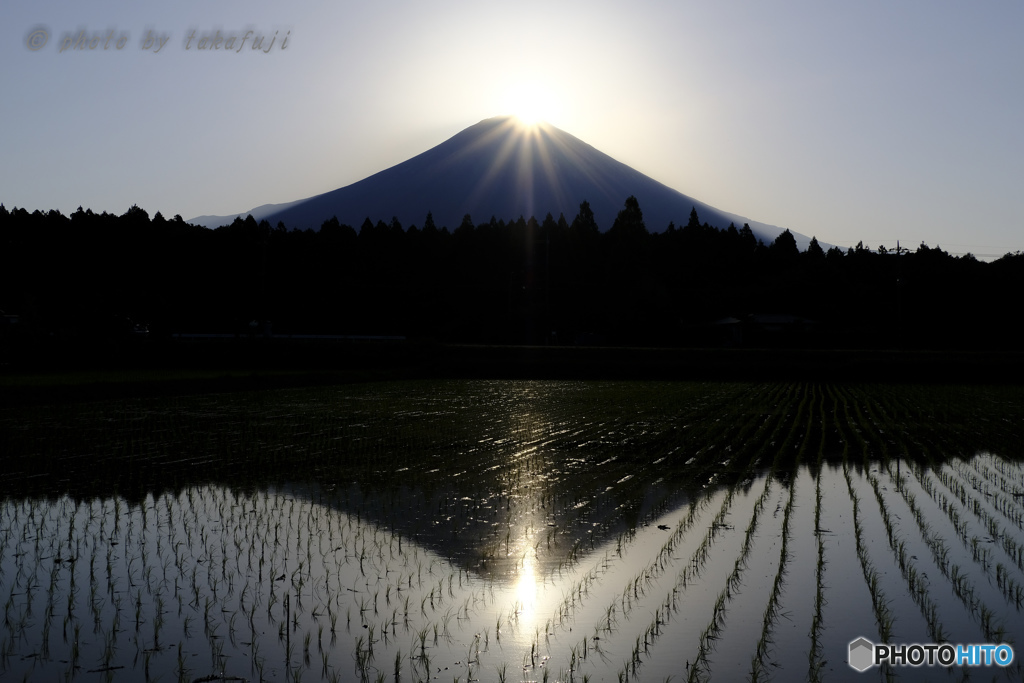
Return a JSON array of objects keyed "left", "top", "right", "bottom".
[{"left": 3, "top": 1, "right": 1022, "bottom": 256}]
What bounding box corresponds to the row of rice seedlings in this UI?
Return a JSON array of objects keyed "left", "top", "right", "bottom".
[
  {"left": 546, "top": 552, "right": 610, "bottom": 632},
  {"left": 864, "top": 389, "right": 1024, "bottom": 618},
  {"left": 545, "top": 491, "right": 715, "bottom": 654},
  {"left": 842, "top": 463, "right": 897, "bottom": 652},
  {"left": 791, "top": 382, "right": 822, "bottom": 464},
  {"left": 530, "top": 535, "right": 642, "bottom": 673},
  {"left": 801, "top": 383, "right": 862, "bottom": 681},
  {"left": 3, "top": 497, "right": 142, "bottom": 679},
  {"left": 962, "top": 457, "right": 1024, "bottom": 585},
  {"left": 749, "top": 475, "right": 796, "bottom": 681},
  {"left": 9, "top": 380, "right": 1019, "bottom": 503},
  {"left": 883, "top": 464, "right": 1021, "bottom": 661},
  {"left": 967, "top": 456, "right": 1024, "bottom": 529},
  {"left": 685, "top": 475, "right": 777, "bottom": 683},
  {"left": 702, "top": 382, "right": 795, "bottom": 482},
  {"left": 804, "top": 382, "right": 830, "bottom": 472},
  {"left": 901, "top": 383, "right": 1022, "bottom": 459},
  {"left": 936, "top": 464, "right": 1023, "bottom": 542},
  {"left": 0, "top": 481, "right": 499, "bottom": 682},
  {"left": 889, "top": 463, "right": 994, "bottom": 586},
  {"left": 986, "top": 454, "right": 1024, "bottom": 491},
  {"left": 2, "top": 498, "right": 99, "bottom": 676},
  {"left": 807, "top": 454, "right": 828, "bottom": 682},
  {"left": 954, "top": 455, "right": 1024, "bottom": 532},
  {"left": 659, "top": 382, "right": 781, "bottom": 487},
  {"left": 851, "top": 388, "right": 899, "bottom": 470},
  {"left": 858, "top": 467, "right": 968, "bottom": 649},
  {"left": 907, "top": 461, "right": 1024, "bottom": 608},
  {"left": 545, "top": 484, "right": 738, "bottom": 683},
  {"left": 769, "top": 382, "right": 814, "bottom": 471},
  {"left": 754, "top": 383, "right": 818, "bottom": 473},
  {"left": 539, "top": 489, "right": 723, "bottom": 682},
  {"left": 835, "top": 390, "right": 974, "bottom": 655},
  {"left": 724, "top": 386, "right": 821, "bottom": 680},
  {"left": 717, "top": 382, "right": 792, "bottom": 469},
  {"left": 631, "top": 504, "right": 716, "bottom": 620}
]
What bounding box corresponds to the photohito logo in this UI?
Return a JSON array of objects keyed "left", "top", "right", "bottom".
[{"left": 849, "top": 637, "right": 1014, "bottom": 671}]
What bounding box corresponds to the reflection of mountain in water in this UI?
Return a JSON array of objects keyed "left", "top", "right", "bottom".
[
  {"left": 4, "top": 380, "right": 1022, "bottom": 578},
  {"left": 261, "top": 380, "right": 707, "bottom": 577},
  {"left": 273, "top": 474, "right": 690, "bottom": 580},
  {"left": 314, "top": 474, "right": 690, "bottom": 579}
]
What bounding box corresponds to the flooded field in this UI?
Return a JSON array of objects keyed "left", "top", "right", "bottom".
[{"left": 2, "top": 380, "right": 1023, "bottom": 682}]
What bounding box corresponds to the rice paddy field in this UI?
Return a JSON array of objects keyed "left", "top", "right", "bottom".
[{"left": 2, "top": 379, "right": 1023, "bottom": 682}]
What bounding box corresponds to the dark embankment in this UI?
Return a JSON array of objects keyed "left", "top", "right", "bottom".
[{"left": 3, "top": 337, "right": 1023, "bottom": 406}]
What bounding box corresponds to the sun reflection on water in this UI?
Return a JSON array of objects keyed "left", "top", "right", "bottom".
[{"left": 513, "top": 549, "right": 539, "bottom": 624}]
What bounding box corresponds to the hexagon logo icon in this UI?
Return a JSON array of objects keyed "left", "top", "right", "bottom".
[{"left": 849, "top": 637, "right": 875, "bottom": 672}]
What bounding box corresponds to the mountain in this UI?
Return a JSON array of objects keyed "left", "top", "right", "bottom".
[{"left": 190, "top": 116, "right": 810, "bottom": 248}]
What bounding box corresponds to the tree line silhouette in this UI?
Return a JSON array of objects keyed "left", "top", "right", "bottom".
[{"left": 1, "top": 198, "right": 1022, "bottom": 352}]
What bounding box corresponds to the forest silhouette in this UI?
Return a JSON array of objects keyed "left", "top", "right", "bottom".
[{"left": 2, "top": 198, "right": 1022, "bottom": 355}]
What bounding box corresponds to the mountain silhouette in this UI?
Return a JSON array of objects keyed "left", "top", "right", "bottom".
[{"left": 191, "top": 116, "right": 807, "bottom": 248}]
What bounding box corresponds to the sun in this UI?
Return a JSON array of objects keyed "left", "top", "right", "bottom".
[
  {"left": 510, "top": 89, "right": 549, "bottom": 127},
  {"left": 514, "top": 106, "right": 545, "bottom": 127},
  {"left": 500, "top": 81, "right": 562, "bottom": 127}
]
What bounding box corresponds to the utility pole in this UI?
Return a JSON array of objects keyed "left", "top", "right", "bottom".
[
  {"left": 896, "top": 239, "right": 902, "bottom": 348},
  {"left": 545, "top": 228, "right": 550, "bottom": 345}
]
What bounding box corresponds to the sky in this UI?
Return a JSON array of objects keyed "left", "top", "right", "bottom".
[{"left": 3, "top": 0, "right": 1023, "bottom": 257}]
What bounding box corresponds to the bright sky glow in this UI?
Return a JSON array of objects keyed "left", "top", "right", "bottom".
[{"left": 2, "top": 0, "right": 1023, "bottom": 256}]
